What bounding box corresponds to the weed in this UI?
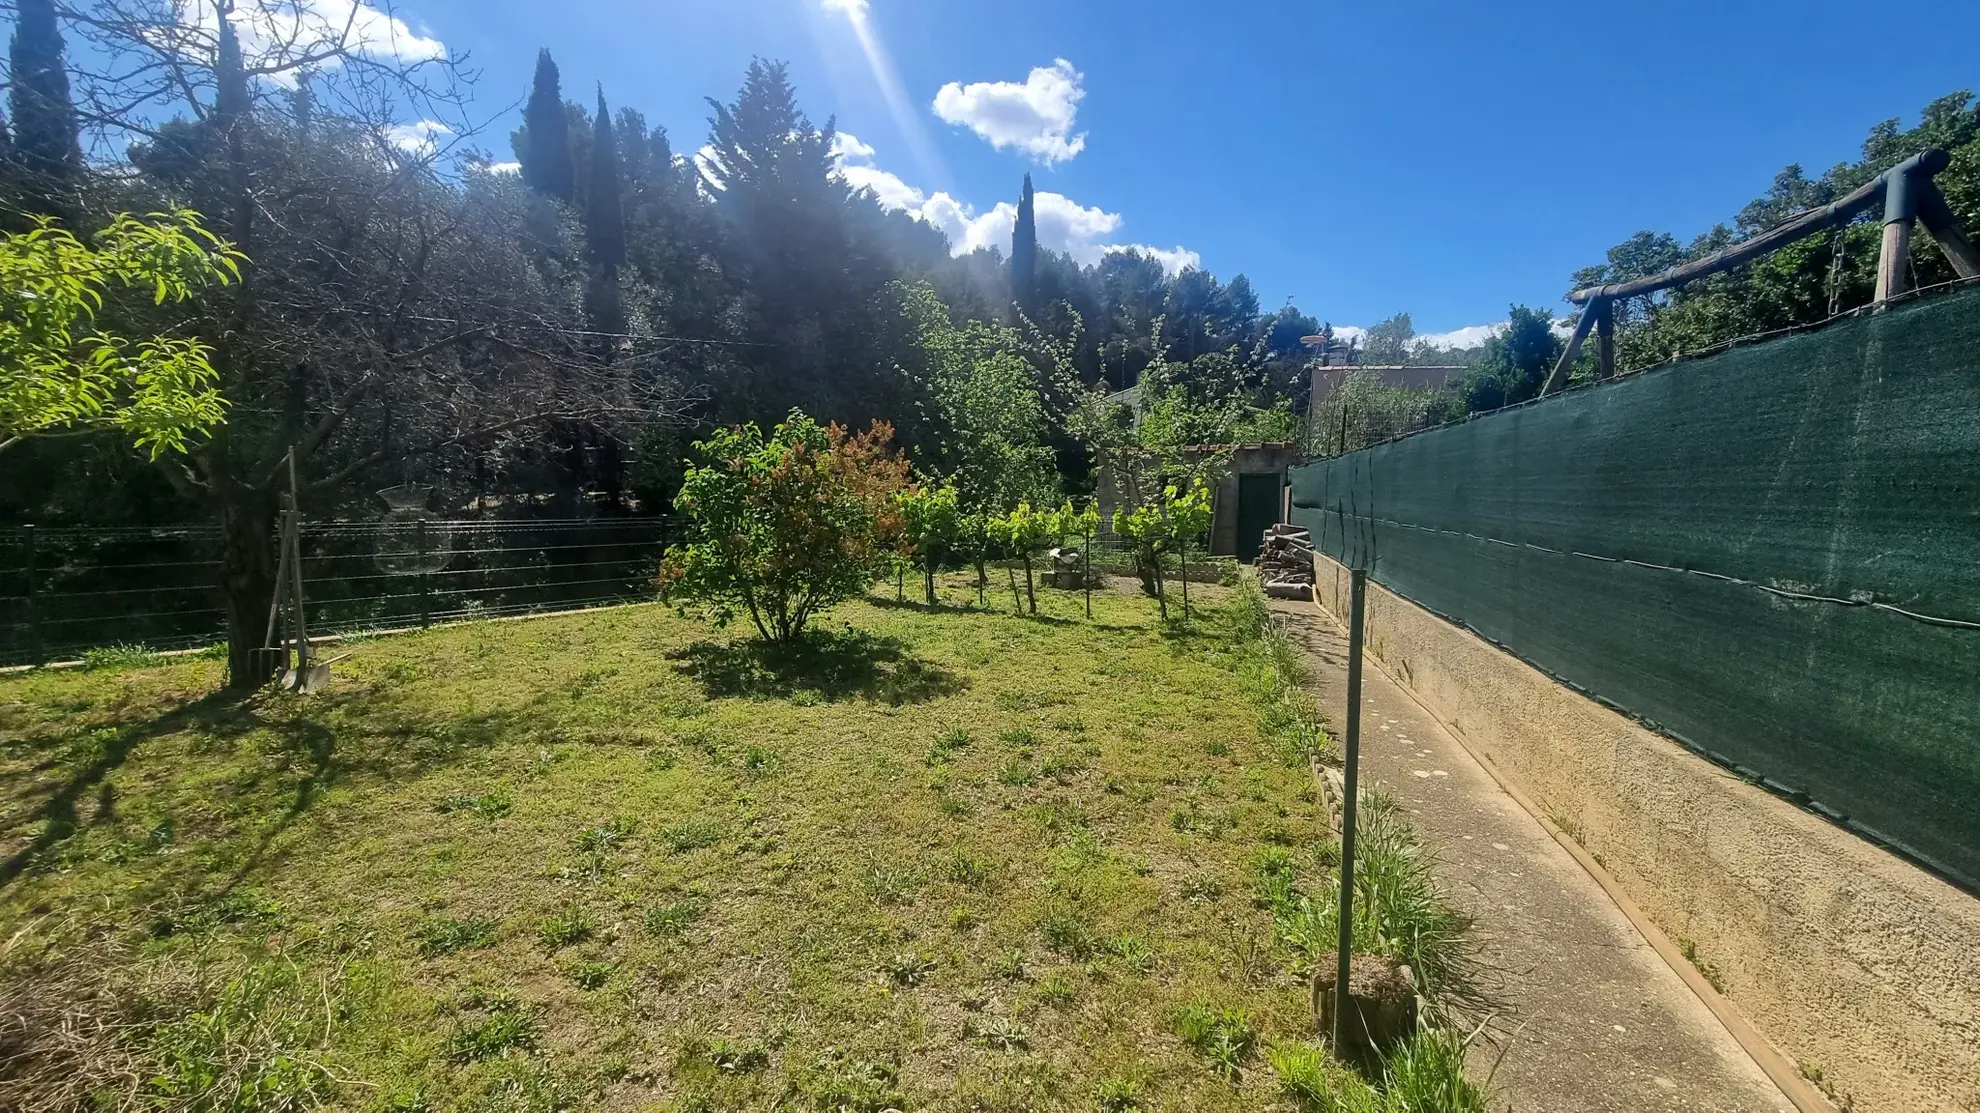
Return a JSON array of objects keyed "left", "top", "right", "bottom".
[
  {"left": 1039, "top": 908, "right": 1094, "bottom": 958},
  {"left": 859, "top": 859, "right": 921, "bottom": 906},
  {"left": 1180, "top": 873, "right": 1226, "bottom": 903},
  {"left": 926, "top": 727, "right": 973, "bottom": 765},
  {"left": 446, "top": 1006, "right": 539, "bottom": 1063},
  {"left": 944, "top": 852, "right": 994, "bottom": 888},
  {"left": 81, "top": 643, "right": 165, "bottom": 670},
  {"left": 949, "top": 906, "right": 977, "bottom": 930},
  {"left": 990, "top": 948, "right": 1030, "bottom": 981},
  {"left": 437, "top": 790, "right": 513, "bottom": 820},
  {"left": 1678, "top": 937, "right": 1727, "bottom": 994},
  {"left": 645, "top": 900, "right": 704, "bottom": 938},
  {"left": 791, "top": 687, "right": 824, "bottom": 706},
  {"left": 1040, "top": 750, "right": 1089, "bottom": 779},
  {"left": 139, "top": 964, "right": 337, "bottom": 1110},
  {"left": 1052, "top": 716, "right": 1087, "bottom": 734},
  {"left": 998, "top": 727, "right": 1039, "bottom": 747},
  {"left": 797, "top": 1049, "right": 906, "bottom": 1111},
  {"left": 1108, "top": 933, "right": 1156, "bottom": 973},
  {"left": 572, "top": 817, "right": 636, "bottom": 852},
  {"left": 1382, "top": 1029, "right": 1489, "bottom": 1112},
  {"left": 1174, "top": 1003, "right": 1256, "bottom": 1080},
  {"left": 1037, "top": 974, "right": 1075, "bottom": 1005},
  {"left": 1204, "top": 739, "right": 1231, "bottom": 757},
  {"left": 660, "top": 820, "right": 722, "bottom": 853},
  {"left": 414, "top": 915, "right": 498, "bottom": 957},
  {"left": 997, "top": 759, "right": 1037, "bottom": 786},
  {"left": 936, "top": 789, "right": 975, "bottom": 817},
  {"left": 535, "top": 904, "right": 593, "bottom": 951},
  {"left": 740, "top": 744, "right": 780, "bottom": 774},
  {"left": 966, "top": 1014, "right": 1030, "bottom": 1051},
  {"left": 571, "top": 961, "right": 614, "bottom": 990},
  {"left": 878, "top": 951, "right": 936, "bottom": 986},
  {"left": 1267, "top": 1040, "right": 1378, "bottom": 1112},
  {"left": 1798, "top": 1062, "right": 1855, "bottom": 1111},
  {"left": 1094, "top": 1076, "right": 1145, "bottom": 1111}
]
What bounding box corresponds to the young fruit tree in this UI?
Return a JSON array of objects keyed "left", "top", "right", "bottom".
[
  {"left": 656, "top": 411, "right": 911, "bottom": 642},
  {"left": 1115, "top": 480, "right": 1212, "bottom": 621},
  {"left": 898, "top": 482, "right": 963, "bottom": 606},
  {"left": 990, "top": 501, "right": 1053, "bottom": 615},
  {"left": 1051, "top": 499, "right": 1101, "bottom": 617}
]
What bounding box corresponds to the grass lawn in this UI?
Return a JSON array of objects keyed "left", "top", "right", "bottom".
[{"left": 0, "top": 576, "right": 1345, "bottom": 1111}]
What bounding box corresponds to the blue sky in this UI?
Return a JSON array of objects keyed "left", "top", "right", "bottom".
[{"left": 400, "top": 0, "right": 1975, "bottom": 341}]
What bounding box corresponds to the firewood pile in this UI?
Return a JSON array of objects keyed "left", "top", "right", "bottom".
[{"left": 1258, "top": 524, "right": 1317, "bottom": 599}]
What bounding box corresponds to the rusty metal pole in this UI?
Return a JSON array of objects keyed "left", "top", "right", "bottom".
[{"left": 1333, "top": 566, "right": 1367, "bottom": 1051}]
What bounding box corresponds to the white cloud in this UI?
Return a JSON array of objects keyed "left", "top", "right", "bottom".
[
  {"left": 694, "top": 144, "right": 724, "bottom": 191},
  {"left": 831, "top": 133, "right": 1193, "bottom": 274},
  {"left": 384, "top": 118, "right": 451, "bottom": 156},
  {"left": 1416, "top": 323, "right": 1502, "bottom": 350},
  {"left": 485, "top": 160, "right": 520, "bottom": 175},
  {"left": 1105, "top": 244, "right": 1201, "bottom": 276},
  {"left": 932, "top": 59, "right": 1087, "bottom": 165},
  {"left": 185, "top": 0, "right": 446, "bottom": 84},
  {"left": 820, "top": 0, "right": 869, "bottom": 17}
]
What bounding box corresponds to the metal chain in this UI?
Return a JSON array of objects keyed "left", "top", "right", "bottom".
[{"left": 1827, "top": 219, "right": 1849, "bottom": 318}]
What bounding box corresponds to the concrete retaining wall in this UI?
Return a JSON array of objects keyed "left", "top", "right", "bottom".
[{"left": 1310, "top": 552, "right": 1980, "bottom": 1113}]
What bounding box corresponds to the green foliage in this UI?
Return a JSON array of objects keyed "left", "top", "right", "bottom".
[
  {"left": 1115, "top": 479, "right": 1211, "bottom": 616},
  {"left": 79, "top": 642, "right": 165, "bottom": 670},
  {"left": 898, "top": 481, "right": 964, "bottom": 604},
  {"left": 656, "top": 411, "right": 912, "bottom": 642},
  {"left": 535, "top": 904, "right": 594, "bottom": 951},
  {"left": 0, "top": 210, "right": 242, "bottom": 457},
  {"left": 1173, "top": 1003, "right": 1257, "bottom": 1079},
  {"left": 988, "top": 500, "right": 1055, "bottom": 614},
  {"left": 415, "top": 915, "right": 498, "bottom": 957},
  {"left": 142, "top": 965, "right": 335, "bottom": 1111}
]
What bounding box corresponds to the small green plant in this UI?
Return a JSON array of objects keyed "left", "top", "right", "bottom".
[
  {"left": 81, "top": 643, "right": 165, "bottom": 670},
  {"left": 797, "top": 1049, "right": 906, "bottom": 1111},
  {"left": 1108, "top": 933, "right": 1155, "bottom": 973},
  {"left": 414, "top": 915, "right": 498, "bottom": 957},
  {"left": 446, "top": 1005, "right": 539, "bottom": 1063},
  {"left": 1180, "top": 873, "right": 1226, "bottom": 903},
  {"left": 1036, "top": 974, "right": 1074, "bottom": 1005},
  {"left": 926, "top": 727, "right": 973, "bottom": 765},
  {"left": 646, "top": 900, "right": 704, "bottom": 938},
  {"left": 706, "top": 1038, "right": 770, "bottom": 1074},
  {"left": 879, "top": 951, "right": 936, "bottom": 985},
  {"left": 660, "top": 820, "right": 722, "bottom": 853},
  {"left": 998, "top": 727, "right": 1038, "bottom": 747},
  {"left": 571, "top": 961, "right": 614, "bottom": 990},
  {"left": 572, "top": 817, "right": 636, "bottom": 852},
  {"left": 997, "top": 759, "right": 1037, "bottom": 786},
  {"left": 437, "top": 790, "right": 513, "bottom": 820},
  {"left": 1203, "top": 738, "right": 1231, "bottom": 757},
  {"left": 1040, "top": 750, "right": 1088, "bottom": 779},
  {"left": 990, "top": 948, "right": 1029, "bottom": 981},
  {"left": 535, "top": 904, "right": 593, "bottom": 951},
  {"left": 1174, "top": 1003, "right": 1256, "bottom": 1080},
  {"left": 740, "top": 744, "right": 780, "bottom": 774},
  {"left": 790, "top": 687, "right": 824, "bottom": 707},
  {"left": 1678, "top": 936, "right": 1727, "bottom": 994},
  {"left": 1039, "top": 908, "right": 1093, "bottom": 958},
  {"left": 1268, "top": 1040, "right": 1378, "bottom": 1112},
  {"left": 949, "top": 906, "right": 977, "bottom": 931},
  {"left": 1094, "top": 1076, "right": 1145, "bottom": 1111},
  {"left": 1381, "top": 1029, "right": 1488, "bottom": 1112},
  {"left": 966, "top": 1013, "right": 1030, "bottom": 1051},
  {"left": 944, "top": 852, "right": 994, "bottom": 888}
]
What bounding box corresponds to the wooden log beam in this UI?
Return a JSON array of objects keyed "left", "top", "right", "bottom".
[
  {"left": 1876, "top": 219, "right": 1913, "bottom": 304},
  {"left": 1567, "top": 149, "right": 1951, "bottom": 306},
  {"left": 1539, "top": 297, "right": 1603, "bottom": 398},
  {"left": 1917, "top": 181, "right": 1980, "bottom": 280}
]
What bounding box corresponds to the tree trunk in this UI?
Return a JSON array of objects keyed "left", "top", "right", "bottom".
[
  {"left": 1082, "top": 525, "right": 1092, "bottom": 618},
  {"left": 219, "top": 488, "right": 281, "bottom": 688},
  {"left": 1022, "top": 555, "right": 1036, "bottom": 614},
  {"left": 976, "top": 558, "right": 987, "bottom": 605},
  {"left": 1180, "top": 537, "right": 1190, "bottom": 622},
  {"left": 1006, "top": 563, "right": 1023, "bottom": 612},
  {"left": 1152, "top": 550, "right": 1168, "bottom": 620},
  {"left": 924, "top": 560, "right": 937, "bottom": 607}
]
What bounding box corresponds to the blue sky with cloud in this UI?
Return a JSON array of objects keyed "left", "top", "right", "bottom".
[{"left": 316, "top": 0, "right": 1977, "bottom": 341}]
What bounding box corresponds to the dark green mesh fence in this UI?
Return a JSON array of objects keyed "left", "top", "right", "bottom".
[{"left": 1289, "top": 284, "right": 1980, "bottom": 893}]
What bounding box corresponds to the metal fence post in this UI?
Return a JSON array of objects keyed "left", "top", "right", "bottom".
[
  {"left": 23, "top": 524, "right": 42, "bottom": 666},
  {"left": 417, "top": 517, "right": 432, "bottom": 629},
  {"left": 1333, "top": 566, "right": 1367, "bottom": 1052}
]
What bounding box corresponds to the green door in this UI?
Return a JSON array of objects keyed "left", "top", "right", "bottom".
[{"left": 1235, "top": 473, "right": 1280, "bottom": 563}]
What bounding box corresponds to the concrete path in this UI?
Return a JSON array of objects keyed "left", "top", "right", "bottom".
[{"left": 1270, "top": 599, "right": 1796, "bottom": 1113}]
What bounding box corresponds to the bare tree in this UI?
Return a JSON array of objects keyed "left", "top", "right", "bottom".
[{"left": 25, "top": 0, "right": 689, "bottom": 684}]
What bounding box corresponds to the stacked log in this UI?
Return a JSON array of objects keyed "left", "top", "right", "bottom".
[{"left": 1258, "top": 524, "right": 1317, "bottom": 599}]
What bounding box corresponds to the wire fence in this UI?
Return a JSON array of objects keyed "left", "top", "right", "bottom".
[
  {"left": 0, "top": 514, "right": 1223, "bottom": 667},
  {"left": 0, "top": 516, "right": 673, "bottom": 667}
]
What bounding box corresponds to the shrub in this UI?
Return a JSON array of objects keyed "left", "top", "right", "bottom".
[{"left": 656, "top": 410, "right": 912, "bottom": 642}]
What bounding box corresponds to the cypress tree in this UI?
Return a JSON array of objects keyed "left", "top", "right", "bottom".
[
  {"left": 8, "top": 0, "right": 82, "bottom": 198},
  {"left": 1011, "top": 173, "right": 1038, "bottom": 314},
  {"left": 586, "top": 87, "right": 625, "bottom": 273},
  {"left": 520, "top": 49, "right": 574, "bottom": 202}
]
